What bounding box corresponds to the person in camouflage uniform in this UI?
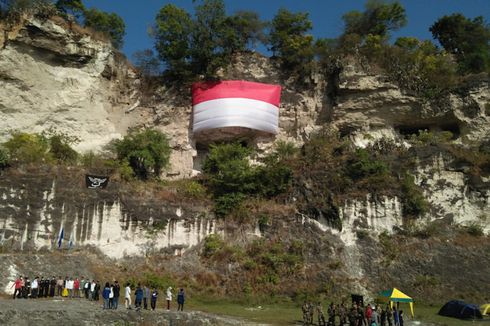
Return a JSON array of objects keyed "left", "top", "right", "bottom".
[
  {"left": 308, "top": 302, "right": 315, "bottom": 325},
  {"left": 302, "top": 301, "right": 310, "bottom": 325},
  {"left": 328, "top": 302, "right": 336, "bottom": 326},
  {"left": 386, "top": 304, "right": 393, "bottom": 326},
  {"left": 317, "top": 302, "right": 326, "bottom": 326},
  {"left": 339, "top": 302, "right": 347, "bottom": 326}
]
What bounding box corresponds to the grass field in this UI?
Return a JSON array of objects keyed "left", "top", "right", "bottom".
[{"left": 188, "top": 299, "right": 490, "bottom": 326}]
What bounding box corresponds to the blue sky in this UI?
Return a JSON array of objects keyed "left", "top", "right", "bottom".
[{"left": 82, "top": 0, "right": 490, "bottom": 61}]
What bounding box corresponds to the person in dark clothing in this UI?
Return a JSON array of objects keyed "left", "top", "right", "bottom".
[
  {"left": 94, "top": 281, "right": 101, "bottom": 301},
  {"left": 348, "top": 306, "right": 358, "bottom": 326},
  {"left": 327, "top": 302, "right": 335, "bottom": 326},
  {"left": 380, "top": 307, "right": 387, "bottom": 326},
  {"left": 398, "top": 310, "right": 404, "bottom": 326},
  {"left": 177, "top": 288, "right": 185, "bottom": 311},
  {"left": 143, "top": 286, "right": 150, "bottom": 310},
  {"left": 49, "top": 277, "right": 56, "bottom": 297},
  {"left": 134, "top": 284, "right": 144, "bottom": 311},
  {"left": 23, "top": 277, "right": 31, "bottom": 298},
  {"left": 151, "top": 289, "right": 158, "bottom": 311},
  {"left": 386, "top": 305, "right": 393, "bottom": 326},
  {"left": 113, "top": 281, "right": 120, "bottom": 309}
]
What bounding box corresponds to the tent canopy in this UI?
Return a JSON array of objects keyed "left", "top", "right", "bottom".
[
  {"left": 481, "top": 304, "right": 490, "bottom": 315},
  {"left": 439, "top": 300, "right": 483, "bottom": 320},
  {"left": 379, "top": 288, "right": 414, "bottom": 316}
]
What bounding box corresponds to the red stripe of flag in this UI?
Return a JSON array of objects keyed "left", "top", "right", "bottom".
[{"left": 192, "top": 80, "right": 282, "bottom": 107}]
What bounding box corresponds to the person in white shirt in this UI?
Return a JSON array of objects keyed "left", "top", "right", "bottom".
[
  {"left": 109, "top": 285, "right": 114, "bottom": 309},
  {"left": 66, "top": 278, "right": 74, "bottom": 298},
  {"left": 31, "top": 277, "right": 39, "bottom": 299},
  {"left": 90, "top": 280, "right": 96, "bottom": 301},
  {"left": 166, "top": 287, "right": 173, "bottom": 310},
  {"left": 125, "top": 283, "right": 131, "bottom": 309}
]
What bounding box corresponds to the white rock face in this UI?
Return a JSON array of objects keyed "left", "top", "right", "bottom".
[
  {"left": 0, "top": 16, "right": 140, "bottom": 152},
  {"left": 0, "top": 196, "right": 216, "bottom": 259},
  {"left": 415, "top": 154, "right": 490, "bottom": 233},
  {"left": 0, "top": 175, "right": 217, "bottom": 259}
]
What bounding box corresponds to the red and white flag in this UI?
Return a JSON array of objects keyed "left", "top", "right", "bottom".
[{"left": 192, "top": 80, "right": 281, "bottom": 134}]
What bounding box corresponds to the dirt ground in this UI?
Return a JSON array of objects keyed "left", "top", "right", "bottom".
[{"left": 0, "top": 298, "right": 259, "bottom": 326}]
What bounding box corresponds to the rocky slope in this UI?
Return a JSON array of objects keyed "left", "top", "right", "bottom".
[{"left": 0, "top": 15, "right": 489, "bottom": 303}]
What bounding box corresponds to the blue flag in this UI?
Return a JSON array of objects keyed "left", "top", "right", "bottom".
[{"left": 57, "top": 228, "right": 64, "bottom": 249}]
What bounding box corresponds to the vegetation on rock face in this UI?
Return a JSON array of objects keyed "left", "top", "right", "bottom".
[
  {"left": 2, "top": 130, "right": 78, "bottom": 165},
  {"left": 1, "top": 0, "right": 126, "bottom": 49},
  {"left": 112, "top": 129, "right": 171, "bottom": 180},
  {"left": 202, "top": 142, "right": 292, "bottom": 217}
]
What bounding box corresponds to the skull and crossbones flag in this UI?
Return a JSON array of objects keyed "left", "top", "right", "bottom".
[{"left": 85, "top": 175, "right": 109, "bottom": 189}]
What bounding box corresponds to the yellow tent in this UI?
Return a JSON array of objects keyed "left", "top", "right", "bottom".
[
  {"left": 481, "top": 304, "right": 490, "bottom": 315},
  {"left": 379, "top": 288, "right": 414, "bottom": 317}
]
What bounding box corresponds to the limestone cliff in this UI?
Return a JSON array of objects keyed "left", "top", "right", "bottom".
[
  {"left": 0, "top": 15, "right": 141, "bottom": 152},
  {"left": 0, "top": 15, "right": 489, "bottom": 301}
]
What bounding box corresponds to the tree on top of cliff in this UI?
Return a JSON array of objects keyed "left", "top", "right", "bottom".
[
  {"left": 341, "top": 0, "right": 407, "bottom": 39},
  {"left": 55, "top": 0, "right": 84, "bottom": 19},
  {"left": 84, "top": 7, "right": 125, "bottom": 49},
  {"left": 430, "top": 14, "right": 490, "bottom": 74},
  {"left": 269, "top": 8, "right": 314, "bottom": 71},
  {"left": 153, "top": 0, "right": 268, "bottom": 80},
  {"left": 112, "top": 129, "right": 171, "bottom": 180}
]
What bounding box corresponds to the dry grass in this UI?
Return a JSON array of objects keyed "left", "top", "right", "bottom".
[{"left": 49, "top": 15, "right": 110, "bottom": 44}]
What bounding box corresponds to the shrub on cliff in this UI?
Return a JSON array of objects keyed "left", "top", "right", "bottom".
[
  {"left": 2, "top": 131, "right": 79, "bottom": 165},
  {"left": 3, "top": 132, "right": 50, "bottom": 164},
  {"left": 0, "top": 146, "right": 9, "bottom": 169},
  {"left": 202, "top": 142, "right": 292, "bottom": 217},
  {"left": 401, "top": 174, "right": 429, "bottom": 218},
  {"left": 112, "top": 129, "right": 171, "bottom": 180}
]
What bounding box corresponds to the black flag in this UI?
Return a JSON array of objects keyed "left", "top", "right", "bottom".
[{"left": 85, "top": 175, "right": 109, "bottom": 189}]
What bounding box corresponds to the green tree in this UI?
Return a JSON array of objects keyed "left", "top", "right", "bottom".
[
  {"left": 269, "top": 8, "right": 314, "bottom": 70},
  {"left": 55, "top": 0, "right": 85, "bottom": 19},
  {"left": 112, "top": 129, "right": 171, "bottom": 180},
  {"left": 223, "top": 10, "right": 268, "bottom": 53},
  {"left": 190, "top": 0, "right": 228, "bottom": 77},
  {"left": 154, "top": 4, "right": 193, "bottom": 77},
  {"left": 203, "top": 143, "right": 256, "bottom": 196},
  {"left": 132, "top": 49, "right": 162, "bottom": 77},
  {"left": 342, "top": 0, "right": 407, "bottom": 38},
  {"left": 84, "top": 8, "right": 125, "bottom": 49},
  {"left": 47, "top": 132, "right": 78, "bottom": 163},
  {"left": 430, "top": 14, "right": 490, "bottom": 73}
]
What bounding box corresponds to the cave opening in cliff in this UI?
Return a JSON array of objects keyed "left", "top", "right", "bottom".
[{"left": 396, "top": 123, "right": 460, "bottom": 140}]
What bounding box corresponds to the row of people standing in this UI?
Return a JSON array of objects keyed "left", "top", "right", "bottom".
[
  {"left": 302, "top": 301, "right": 405, "bottom": 326},
  {"left": 11, "top": 275, "right": 186, "bottom": 312},
  {"left": 11, "top": 276, "right": 94, "bottom": 299},
  {"left": 122, "top": 284, "right": 185, "bottom": 311}
]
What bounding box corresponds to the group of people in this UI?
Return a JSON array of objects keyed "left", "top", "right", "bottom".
[
  {"left": 302, "top": 301, "right": 405, "bottom": 326},
  {"left": 11, "top": 276, "right": 186, "bottom": 312}
]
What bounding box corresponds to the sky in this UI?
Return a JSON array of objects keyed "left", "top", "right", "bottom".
[{"left": 82, "top": 0, "right": 490, "bottom": 62}]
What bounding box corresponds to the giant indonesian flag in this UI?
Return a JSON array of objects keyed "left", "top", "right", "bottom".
[{"left": 192, "top": 80, "right": 281, "bottom": 134}]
